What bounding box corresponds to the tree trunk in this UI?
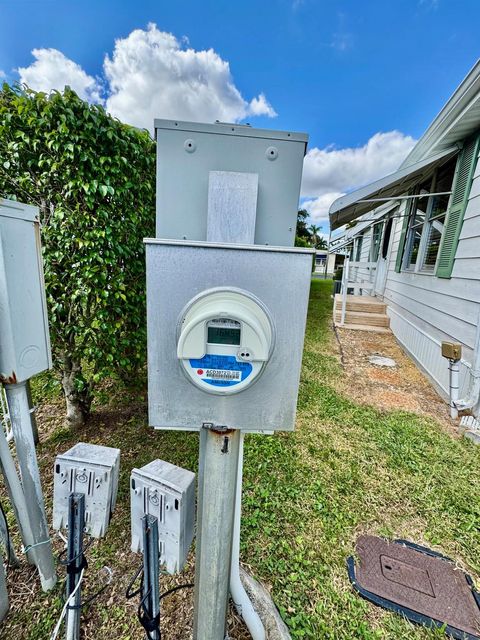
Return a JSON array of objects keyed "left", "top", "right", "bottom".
[{"left": 60, "top": 354, "right": 92, "bottom": 428}]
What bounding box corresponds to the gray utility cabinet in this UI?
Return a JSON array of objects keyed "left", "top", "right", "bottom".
[
  {"left": 130, "top": 459, "right": 195, "bottom": 575},
  {"left": 53, "top": 443, "right": 121, "bottom": 539},
  {"left": 145, "top": 239, "right": 313, "bottom": 432},
  {"left": 155, "top": 119, "right": 308, "bottom": 247},
  {"left": 0, "top": 199, "right": 51, "bottom": 384}
]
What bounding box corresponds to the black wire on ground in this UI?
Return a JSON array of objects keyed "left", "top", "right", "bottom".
[
  {"left": 60, "top": 535, "right": 113, "bottom": 611},
  {"left": 58, "top": 537, "right": 94, "bottom": 566},
  {"left": 125, "top": 563, "right": 194, "bottom": 639},
  {"left": 0, "top": 498, "right": 11, "bottom": 568},
  {"left": 160, "top": 583, "right": 194, "bottom": 601},
  {"left": 66, "top": 568, "right": 113, "bottom": 610},
  {"left": 126, "top": 563, "right": 144, "bottom": 600}
]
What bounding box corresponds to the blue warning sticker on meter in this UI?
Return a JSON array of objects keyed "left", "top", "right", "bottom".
[{"left": 189, "top": 354, "right": 252, "bottom": 387}]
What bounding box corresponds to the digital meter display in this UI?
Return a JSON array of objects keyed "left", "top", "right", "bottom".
[{"left": 207, "top": 326, "right": 241, "bottom": 345}]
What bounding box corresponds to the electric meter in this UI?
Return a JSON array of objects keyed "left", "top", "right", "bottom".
[
  {"left": 145, "top": 239, "right": 313, "bottom": 432},
  {"left": 177, "top": 289, "right": 274, "bottom": 394}
]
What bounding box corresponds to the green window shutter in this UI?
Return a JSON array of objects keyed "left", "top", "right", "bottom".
[
  {"left": 436, "top": 134, "right": 480, "bottom": 278},
  {"left": 395, "top": 203, "right": 410, "bottom": 273}
]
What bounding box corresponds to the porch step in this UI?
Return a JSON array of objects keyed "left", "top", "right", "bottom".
[
  {"left": 334, "top": 310, "right": 390, "bottom": 328},
  {"left": 334, "top": 299, "right": 387, "bottom": 314},
  {"left": 334, "top": 294, "right": 386, "bottom": 312},
  {"left": 336, "top": 323, "right": 392, "bottom": 333}
]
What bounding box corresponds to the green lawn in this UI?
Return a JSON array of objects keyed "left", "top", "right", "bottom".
[{"left": 4, "top": 278, "right": 480, "bottom": 639}]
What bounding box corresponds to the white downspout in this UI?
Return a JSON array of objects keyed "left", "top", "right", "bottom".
[
  {"left": 230, "top": 433, "right": 266, "bottom": 640},
  {"left": 455, "top": 306, "right": 480, "bottom": 413}
]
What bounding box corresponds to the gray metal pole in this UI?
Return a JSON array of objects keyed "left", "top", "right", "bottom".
[
  {"left": 65, "top": 493, "right": 85, "bottom": 640},
  {"left": 26, "top": 380, "right": 39, "bottom": 446},
  {"left": 0, "top": 553, "right": 8, "bottom": 623},
  {"left": 0, "top": 424, "right": 36, "bottom": 565},
  {"left": 141, "top": 515, "right": 160, "bottom": 640},
  {"left": 194, "top": 425, "right": 240, "bottom": 640},
  {"left": 0, "top": 496, "right": 19, "bottom": 568},
  {"left": 4, "top": 381, "right": 56, "bottom": 591}
]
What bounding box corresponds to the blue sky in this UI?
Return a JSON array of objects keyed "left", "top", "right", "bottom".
[{"left": 1, "top": 0, "right": 479, "bottom": 233}]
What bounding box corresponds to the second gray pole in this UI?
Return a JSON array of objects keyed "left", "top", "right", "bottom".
[
  {"left": 193, "top": 425, "right": 240, "bottom": 640},
  {"left": 4, "top": 381, "right": 56, "bottom": 591}
]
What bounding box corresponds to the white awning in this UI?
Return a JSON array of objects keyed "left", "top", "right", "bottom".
[{"left": 329, "top": 146, "right": 459, "bottom": 231}]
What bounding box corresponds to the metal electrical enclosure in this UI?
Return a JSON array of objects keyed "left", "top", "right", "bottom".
[
  {"left": 145, "top": 239, "right": 313, "bottom": 432},
  {"left": 130, "top": 459, "right": 195, "bottom": 575},
  {"left": 0, "top": 199, "right": 51, "bottom": 384},
  {"left": 155, "top": 119, "right": 308, "bottom": 247},
  {"left": 53, "top": 443, "right": 120, "bottom": 539}
]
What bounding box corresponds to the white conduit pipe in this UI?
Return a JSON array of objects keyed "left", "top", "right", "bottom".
[
  {"left": 449, "top": 359, "right": 460, "bottom": 419},
  {"left": 230, "top": 433, "right": 266, "bottom": 640},
  {"left": 455, "top": 306, "right": 480, "bottom": 412}
]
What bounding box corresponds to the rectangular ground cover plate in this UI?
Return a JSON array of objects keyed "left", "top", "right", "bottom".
[{"left": 348, "top": 535, "right": 480, "bottom": 639}]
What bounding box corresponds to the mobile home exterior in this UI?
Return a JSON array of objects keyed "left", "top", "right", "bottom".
[{"left": 329, "top": 61, "right": 480, "bottom": 416}]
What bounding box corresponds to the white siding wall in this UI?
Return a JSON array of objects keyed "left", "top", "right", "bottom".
[{"left": 384, "top": 149, "right": 480, "bottom": 402}]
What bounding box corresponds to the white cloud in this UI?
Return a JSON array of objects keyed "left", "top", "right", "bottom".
[
  {"left": 301, "top": 131, "right": 416, "bottom": 229},
  {"left": 248, "top": 93, "right": 277, "bottom": 118},
  {"left": 302, "top": 192, "right": 344, "bottom": 226},
  {"left": 15, "top": 24, "right": 276, "bottom": 132},
  {"left": 18, "top": 48, "right": 102, "bottom": 102},
  {"left": 0, "top": 70, "right": 6, "bottom": 79},
  {"left": 302, "top": 130, "right": 415, "bottom": 198},
  {"left": 103, "top": 23, "right": 276, "bottom": 130}
]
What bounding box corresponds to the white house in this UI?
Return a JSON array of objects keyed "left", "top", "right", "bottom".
[{"left": 329, "top": 60, "right": 480, "bottom": 417}]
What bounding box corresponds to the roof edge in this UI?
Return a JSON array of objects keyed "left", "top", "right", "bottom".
[{"left": 401, "top": 59, "right": 480, "bottom": 167}]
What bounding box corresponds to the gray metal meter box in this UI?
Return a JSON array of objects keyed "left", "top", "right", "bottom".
[
  {"left": 155, "top": 119, "right": 308, "bottom": 247},
  {"left": 0, "top": 199, "right": 52, "bottom": 384},
  {"left": 53, "top": 443, "right": 120, "bottom": 539},
  {"left": 130, "top": 459, "right": 195, "bottom": 575},
  {"left": 145, "top": 239, "right": 313, "bottom": 432}
]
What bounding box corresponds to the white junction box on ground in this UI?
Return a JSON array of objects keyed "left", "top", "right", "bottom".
[
  {"left": 0, "top": 199, "right": 52, "bottom": 384},
  {"left": 53, "top": 443, "right": 120, "bottom": 539},
  {"left": 130, "top": 459, "right": 196, "bottom": 575}
]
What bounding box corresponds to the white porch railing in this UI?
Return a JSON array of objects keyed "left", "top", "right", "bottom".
[{"left": 339, "top": 259, "right": 377, "bottom": 326}]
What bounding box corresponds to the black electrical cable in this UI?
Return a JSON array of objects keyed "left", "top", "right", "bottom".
[
  {"left": 159, "top": 583, "right": 194, "bottom": 601},
  {"left": 138, "top": 587, "right": 162, "bottom": 640},
  {"left": 126, "top": 564, "right": 194, "bottom": 638},
  {"left": 58, "top": 537, "right": 94, "bottom": 566},
  {"left": 0, "top": 499, "right": 11, "bottom": 568},
  {"left": 66, "top": 570, "right": 113, "bottom": 610},
  {"left": 126, "top": 563, "right": 144, "bottom": 600}
]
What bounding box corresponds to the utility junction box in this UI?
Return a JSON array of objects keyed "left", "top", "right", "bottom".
[
  {"left": 441, "top": 341, "right": 462, "bottom": 361},
  {"left": 0, "top": 199, "right": 51, "bottom": 384},
  {"left": 155, "top": 119, "right": 308, "bottom": 247},
  {"left": 130, "top": 459, "right": 195, "bottom": 575},
  {"left": 53, "top": 443, "right": 120, "bottom": 539}
]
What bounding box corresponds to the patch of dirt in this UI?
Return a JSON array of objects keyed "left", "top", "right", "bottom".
[{"left": 334, "top": 327, "right": 455, "bottom": 432}]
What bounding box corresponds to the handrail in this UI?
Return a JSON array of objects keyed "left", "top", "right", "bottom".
[
  {"left": 348, "top": 261, "right": 377, "bottom": 268},
  {"left": 340, "top": 258, "right": 349, "bottom": 326}
]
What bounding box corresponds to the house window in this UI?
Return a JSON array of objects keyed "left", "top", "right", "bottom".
[
  {"left": 370, "top": 222, "right": 384, "bottom": 262},
  {"left": 402, "top": 157, "right": 457, "bottom": 272},
  {"left": 382, "top": 217, "right": 394, "bottom": 259},
  {"left": 354, "top": 233, "right": 363, "bottom": 261}
]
